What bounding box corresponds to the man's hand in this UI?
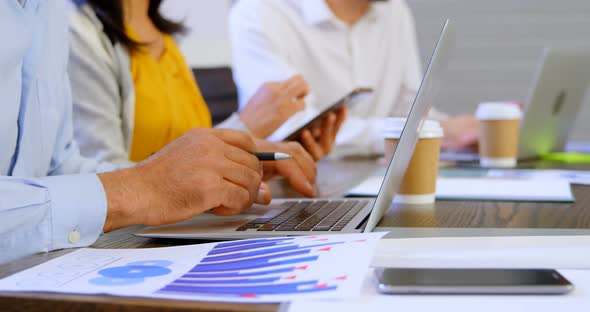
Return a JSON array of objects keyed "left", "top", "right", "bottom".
[
  {"left": 255, "top": 139, "right": 317, "bottom": 197},
  {"left": 440, "top": 114, "right": 480, "bottom": 150},
  {"left": 240, "top": 75, "right": 309, "bottom": 138},
  {"left": 300, "top": 106, "right": 347, "bottom": 161},
  {"left": 99, "top": 128, "right": 266, "bottom": 232}
]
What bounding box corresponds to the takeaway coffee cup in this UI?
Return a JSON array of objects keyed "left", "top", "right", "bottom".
[
  {"left": 383, "top": 118, "right": 444, "bottom": 204},
  {"left": 475, "top": 102, "right": 523, "bottom": 168}
]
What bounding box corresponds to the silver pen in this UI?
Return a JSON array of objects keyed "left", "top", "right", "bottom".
[{"left": 252, "top": 152, "right": 292, "bottom": 161}]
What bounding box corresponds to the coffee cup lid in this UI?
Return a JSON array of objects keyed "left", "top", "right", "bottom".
[
  {"left": 383, "top": 118, "right": 444, "bottom": 139},
  {"left": 475, "top": 102, "right": 522, "bottom": 120}
]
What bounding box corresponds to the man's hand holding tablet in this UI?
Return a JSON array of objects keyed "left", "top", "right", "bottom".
[
  {"left": 283, "top": 88, "right": 373, "bottom": 141},
  {"left": 299, "top": 106, "right": 347, "bottom": 161},
  {"left": 284, "top": 88, "right": 373, "bottom": 160}
]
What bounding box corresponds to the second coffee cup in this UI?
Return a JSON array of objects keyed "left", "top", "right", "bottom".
[
  {"left": 475, "top": 102, "right": 523, "bottom": 168},
  {"left": 383, "top": 118, "right": 444, "bottom": 204}
]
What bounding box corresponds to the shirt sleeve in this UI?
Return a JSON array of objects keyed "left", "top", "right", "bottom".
[
  {"left": 0, "top": 68, "right": 115, "bottom": 265},
  {"left": 0, "top": 1, "right": 117, "bottom": 265},
  {"left": 0, "top": 174, "right": 107, "bottom": 264},
  {"left": 68, "top": 9, "right": 135, "bottom": 167}
]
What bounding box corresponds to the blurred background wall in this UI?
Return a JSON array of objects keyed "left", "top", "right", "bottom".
[
  {"left": 161, "top": 0, "right": 233, "bottom": 68},
  {"left": 162, "top": 0, "right": 590, "bottom": 140}
]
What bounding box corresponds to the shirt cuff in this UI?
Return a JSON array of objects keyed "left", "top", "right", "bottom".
[{"left": 39, "top": 174, "right": 107, "bottom": 250}]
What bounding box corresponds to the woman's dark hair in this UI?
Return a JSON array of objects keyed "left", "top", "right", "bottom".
[{"left": 74, "top": 0, "right": 186, "bottom": 50}]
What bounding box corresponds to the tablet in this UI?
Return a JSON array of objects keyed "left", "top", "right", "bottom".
[{"left": 283, "top": 88, "right": 373, "bottom": 141}]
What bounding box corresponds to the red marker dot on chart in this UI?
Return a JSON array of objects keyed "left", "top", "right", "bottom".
[
  {"left": 314, "top": 283, "right": 329, "bottom": 289},
  {"left": 318, "top": 247, "right": 331, "bottom": 252},
  {"left": 354, "top": 239, "right": 367, "bottom": 243},
  {"left": 295, "top": 265, "right": 308, "bottom": 271},
  {"left": 283, "top": 275, "right": 297, "bottom": 280},
  {"left": 334, "top": 276, "right": 347, "bottom": 281},
  {"left": 240, "top": 294, "right": 256, "bottom": 298},
  {"left": 315, "top": 238, "right": 329, "bottom": 241}
]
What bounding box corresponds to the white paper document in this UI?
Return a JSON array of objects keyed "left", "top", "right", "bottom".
[
  {"left": 436, "top": 177, "right": 574, "bottom": 202},
  {"left": 0, "top": 233, "right": 385, "bottom": 303},
  {"left": 347, "top": 176, "right": 574, "bottom": 202},
  {"left": 487, "top": 169, "right": 590, "bottom": 186}
]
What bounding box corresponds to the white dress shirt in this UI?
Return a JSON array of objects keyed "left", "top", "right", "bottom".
[
  {"left": 0, "top": 0, "right": 115, "bottom": 264},
  {"left": 230, "top": 0, "right": 446, "bottom": 157}
]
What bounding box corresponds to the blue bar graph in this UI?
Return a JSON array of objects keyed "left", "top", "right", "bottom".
[
  {"left": 157, "top": 236, "right": 346, "bottom": 298},
  {"left": 182, "top": 267, "right": 296, "bottom": 278},
  {"left": 202, "top": 242, "right": 341, "bottom": 263},
  {"left": 175, "top": 276, "right": 281, "bottom": 284},
  {"left": 207, "top": 241, "right": 292, "bottom": 255},
  {"left": 161, "top": 281, "right": 337, "bottom": 295},
  {"left": 191, "top": 255, "right": 318, "bottom": 272},
  {"left": 202, "top": 245, "right": 299, "bottom": 263}
]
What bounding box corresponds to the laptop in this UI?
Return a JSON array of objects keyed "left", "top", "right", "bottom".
[
  {"left": 135, "top": 20, "right": 455, "bottom": 240},
  {"left": 443, "top": 48, "right": 590, "bottom": 162},
  {"left": 518, "top": 48, "right": 590, "bottom": 159}
]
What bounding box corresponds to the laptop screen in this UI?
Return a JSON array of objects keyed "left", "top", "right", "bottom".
[{"left": 364, "top": 20, "right": 456, "bottom": 232}]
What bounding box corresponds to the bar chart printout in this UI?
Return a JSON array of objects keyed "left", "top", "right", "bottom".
[{"left": 0, "top": 233, "right": 386, "bottom": 303}]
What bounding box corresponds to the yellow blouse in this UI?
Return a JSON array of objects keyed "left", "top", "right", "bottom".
[{"left": 128, "top": 30, "right": 212, "bottom": 162}]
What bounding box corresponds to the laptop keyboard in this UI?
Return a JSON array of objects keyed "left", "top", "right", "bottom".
[{"left": 236, "top": 200, "right": 369, "bottom": 232}]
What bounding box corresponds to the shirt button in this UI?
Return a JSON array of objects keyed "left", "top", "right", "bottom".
[{"left": 68, "top": 230, "right": 81, "bottom": 244}]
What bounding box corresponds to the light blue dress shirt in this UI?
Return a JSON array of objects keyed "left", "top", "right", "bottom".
[{"left": 0, "top": 0, "right": 116, "bottom": 264}]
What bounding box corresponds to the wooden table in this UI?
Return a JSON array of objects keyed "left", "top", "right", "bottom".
[
  {"left": 2, "top": 157, "right": 590, "bottom": 311},
  {"left": 318, "top": 157, "right": 590, "bottom": 238}
]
